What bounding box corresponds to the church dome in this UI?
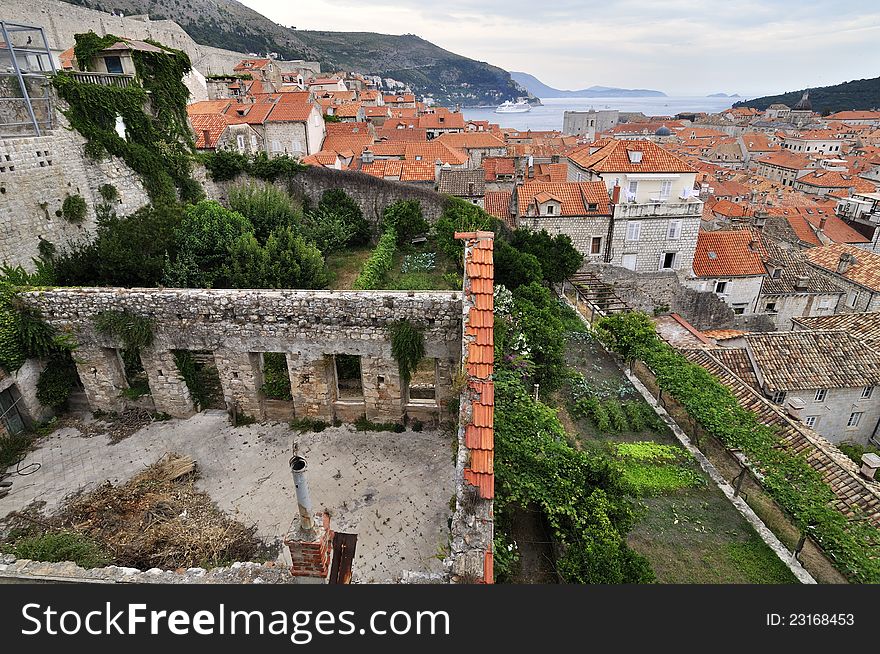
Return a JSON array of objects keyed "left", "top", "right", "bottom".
[{"left": 655, "top": 125, "right": 672, "bottom": 136}]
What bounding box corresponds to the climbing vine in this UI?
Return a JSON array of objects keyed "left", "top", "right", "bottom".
[
  {"left": 54, "top": 32, "right": 200, "bottom": 205},
  {"left": 92, "top": 311, "right": 154, "bottom": 350},
  {"left": 389, "top": 319, "right": 425, "bottom": 387}
]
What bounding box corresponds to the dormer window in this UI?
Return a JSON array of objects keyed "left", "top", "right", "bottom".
[
  {"left": 546, "top": 205, "right": 555, "bottom": 215},
  {"left": 627, "top": 150, "right": 643, "bottom": 164},
  {"left": 588, "top": 203, "right": 598, "bottom": 212}
]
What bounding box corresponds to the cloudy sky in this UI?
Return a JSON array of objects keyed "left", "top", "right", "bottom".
[{"left": 242, "top": 0, "right": 880, "bottom": 97}]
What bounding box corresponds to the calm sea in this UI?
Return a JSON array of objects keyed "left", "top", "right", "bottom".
[{"left": 462, "top": 96, "right": 750, "bottom": 132}]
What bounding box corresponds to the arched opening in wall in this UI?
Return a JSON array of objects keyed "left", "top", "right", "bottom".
[
  {"left": 333, "top": 354, "right": 364, "bottom": 422},
  {"left": 172, "top": 350, "right": 225, "bottom": 411},
  {"left": 260, "top": 352, "right": 294, "bottom": 421}
]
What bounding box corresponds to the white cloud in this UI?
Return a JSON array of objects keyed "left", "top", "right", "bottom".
[{"left": 243, "top": 0, "right": 880, "bottom": 95}]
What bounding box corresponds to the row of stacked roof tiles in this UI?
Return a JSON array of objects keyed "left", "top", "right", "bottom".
[
  {"left": 683, "top": 349, "right": 880, "bottom": 526},
  {"left": 456, "top": 231, "right": 494, "bottom": 504}
]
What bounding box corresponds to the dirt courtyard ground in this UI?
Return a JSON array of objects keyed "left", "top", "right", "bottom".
[{"left": 0, "top": 411, "right": 455, "bottom": 583}]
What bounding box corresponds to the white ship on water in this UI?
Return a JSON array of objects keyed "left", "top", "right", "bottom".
[{"left": 495, "top": 100, "right": 532, "bottom": 114}]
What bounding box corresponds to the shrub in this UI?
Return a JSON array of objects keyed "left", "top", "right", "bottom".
[
  {"left": 352, "top": 228, "right": 397, "bottom": 290},
  {"left": 315, "top": 188, "right": 371, "bottom": 245},
  {"left": 228, "top": 182, "right": 300, "bottom": 243},
  {"left": 382, "top": 200, "right": 428, "bottom": 244},
  {"left": 93, "top": 311, "right": 154, "bottom": 351},
  {"left": 61, "top": 194, "right": 87, "bottom": 223},
  {"left": 603, "top": 399, "right": 629, "bottom": 432},
  {"left": 36, "top": 354, "right": 78, "bottom": 410},
  {"left": 202, "top": 150, "right": 249, "bottom": 181},
  {"left": 495, "top": 240, "right": 542, "bottom": 290},
  {"left": 6, "top": 531, "right": 109, "bottom": 568},
  {"left": 290, "top": 417, "right": 328, "bottom": 433}
]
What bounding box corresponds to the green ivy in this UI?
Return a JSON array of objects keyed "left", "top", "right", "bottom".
[
  {"left": 93, "top": 311, "right": 154, "bottom": 350},
  {"left": 36, "top": 354, "right": 79, "bottom": 410},
  {"left": 597, "top": 312, "right": 880, "bottom": 583},
  {"left": 389, "top": 319, "right": 425, "bottom": 388},
  {"left": 54, "top": 33, "right": 198, "bottom": 205},
  {"left": 352, "top": 228, "right": 397, "bottom": 290},
  {"left": 201, "top": 151, "right": 306, "bottom": 183}
]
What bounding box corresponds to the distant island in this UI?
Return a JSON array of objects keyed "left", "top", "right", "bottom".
[
  {"left": 733, "top": 76, "right": 880, "bottom": 113},
  {"left": 707, "top": 93, "right": 741, "bottom": 98},
  {"left": 511, "top": 72, "right": 666, "bottom": 98}
]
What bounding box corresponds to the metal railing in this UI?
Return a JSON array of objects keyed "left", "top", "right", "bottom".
[
  {"left": 68, "top": 71, "right": 136, "bottom": 88},
  {"left": 0, "top": 21, "right": 56, "bottom": 137}
]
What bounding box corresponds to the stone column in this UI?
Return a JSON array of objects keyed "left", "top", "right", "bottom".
[
  {"left": 360, "top": 355, "right": 403, "bottom": 422},
  {"left": 287, "top": 352, "right": 333, "bottom": 421},
  {"left": 213, "top": 348, "right": 263, "bottom": 419},
  {"left": 72, "top": 345, "right": 127, "bottom": 413},
  {"left": 138, "top": 347, "right": 195, "bottom": 418}
]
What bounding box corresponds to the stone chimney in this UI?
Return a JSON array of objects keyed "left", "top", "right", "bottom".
[
  {"left": 819, "top": 215, "right": 828, "bottom": 231},
  {"left": 202, "top": 129, "right": 211, "bottom": 148},
  {"left": 837, "top": 252, "right": 857, "bottom": 275},
  {"left": 793, "top": 274, "right": 810, "bottom": 291},
  {"left": 361, "top": 148, "right": 374, "bottom": 164},
  {"left": 860, "top": 453, "right": 880, "bottom": 481}
]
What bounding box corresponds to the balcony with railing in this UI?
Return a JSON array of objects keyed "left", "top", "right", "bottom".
[
  {"left": 68, "top": 71, "right": 136, "bottom": 88},
  {"left": 612, "top": 198, "right": 703, "bottom": 219}
]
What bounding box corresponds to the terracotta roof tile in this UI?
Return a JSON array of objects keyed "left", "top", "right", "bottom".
[
  {"left": 805, "top": 244, "right": 880, "bottom": 291},
  {"left": 692, "top": 229, "right": 767, "bottom": 277},
  {"left": 517, "top": 181, "right": 611, "bottom": 217},
  {"left": 568, "top": 138, "right": 694, "bottom": 173}
]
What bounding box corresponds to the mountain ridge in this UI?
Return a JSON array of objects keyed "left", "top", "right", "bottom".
[
  {"left": 733, "top": 76, "right": 880, "bottom": 113},
  {"left": 510, "top": 71, "right": 666, "bottom": 98},
  {"left": 58, "top": 0, "right": 533, "bottom": 105}
]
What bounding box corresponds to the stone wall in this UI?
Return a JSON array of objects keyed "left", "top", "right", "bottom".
[
  {"left": 0, "top": 113, "right": 150, "bottom": 269},
  {"left": 22, "top": 288, "right": 463, "bottom": 424},
  {"left": 203, "top": 166, "right": 449, "bottom": 227}
]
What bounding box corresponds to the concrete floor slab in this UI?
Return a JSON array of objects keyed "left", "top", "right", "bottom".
[{"left": 0, "top": 411, "right": 455, "bottom": 583}]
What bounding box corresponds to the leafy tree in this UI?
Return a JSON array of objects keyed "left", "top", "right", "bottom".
[
  {"left": 262, "top": 226, "right": 328, "bottom": 289},
  {"left": 434, "top": 197, "right": 496, "bottom": 266},
  {"left": 227, "top": 182, "right": 301, "bottom": 243},
  {"left": 302, "top": 206, "right": 357, "bottom": 254},
  {"left": 166, "top": 200, "right": 253, "bottom": 287},
  {"left": 315, "top": 188, "right": 371, "bottom": 245},
  {"left": 510, "top": 282, "right": 567, "bottom": 388},
  {"left": 495, "top": 240, "right": 542, "bottom": 290},
  {"left": 510, "top": 228, "right": 583, "bottom": 283},
  {"left": 595, "top": 312, "right": 658, "bottom": 362},
  {"left": 222, "top": 227, "right": 327, "bottom": 289},
  {"left": 382, "top": 200, "right": 428, "bottom": 245}
]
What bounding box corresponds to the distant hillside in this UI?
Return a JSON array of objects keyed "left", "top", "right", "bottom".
[
  {"left": 59, "top": 0, "right": 532, "bottom": 105},
  {"left": 734, "top": 77, "right": 880, "bottom": 113},
  {"left": 511, "top": 72, "right": 666, "bottom": 98}
]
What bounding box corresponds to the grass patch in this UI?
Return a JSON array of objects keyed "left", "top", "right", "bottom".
[
  {"left": 325, "top": 245, "right": 373, "bottom": 289},
  {"left": 354, "top": 416, "right": 405, "bottom": 433},
  {"left": 725, "top": 538, "right": 798, "bottom": 584},
  {"left": 289, "top": 417, "right": 330, "bottom": 433},
  {"left": 2, "top": 531, "right": 109, "bottom": 569},
  {"left": 620, "top": 461, "right": 704, "bottom": 495}
]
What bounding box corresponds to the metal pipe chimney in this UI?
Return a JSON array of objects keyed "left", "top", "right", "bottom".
[{"left": 289, "top": 455, "right": 314, "bottom": 533}]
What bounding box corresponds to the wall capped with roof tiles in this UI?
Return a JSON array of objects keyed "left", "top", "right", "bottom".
[
  {"left": 449, "top": 231, "right": 494, "bottom": 584},
  {"left": 22, "top": 287, "right": 462, "bottom": 423}
]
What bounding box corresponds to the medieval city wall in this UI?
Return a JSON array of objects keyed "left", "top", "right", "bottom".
[
  {"left": 22, "top": 287, "right": 463, "bottom": 424},
  {"left": 3, "top": 0, "right": 249, "bottom": 77},
  {"left": 0, "top": 113, "right": 150, "bottom": 269}
]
